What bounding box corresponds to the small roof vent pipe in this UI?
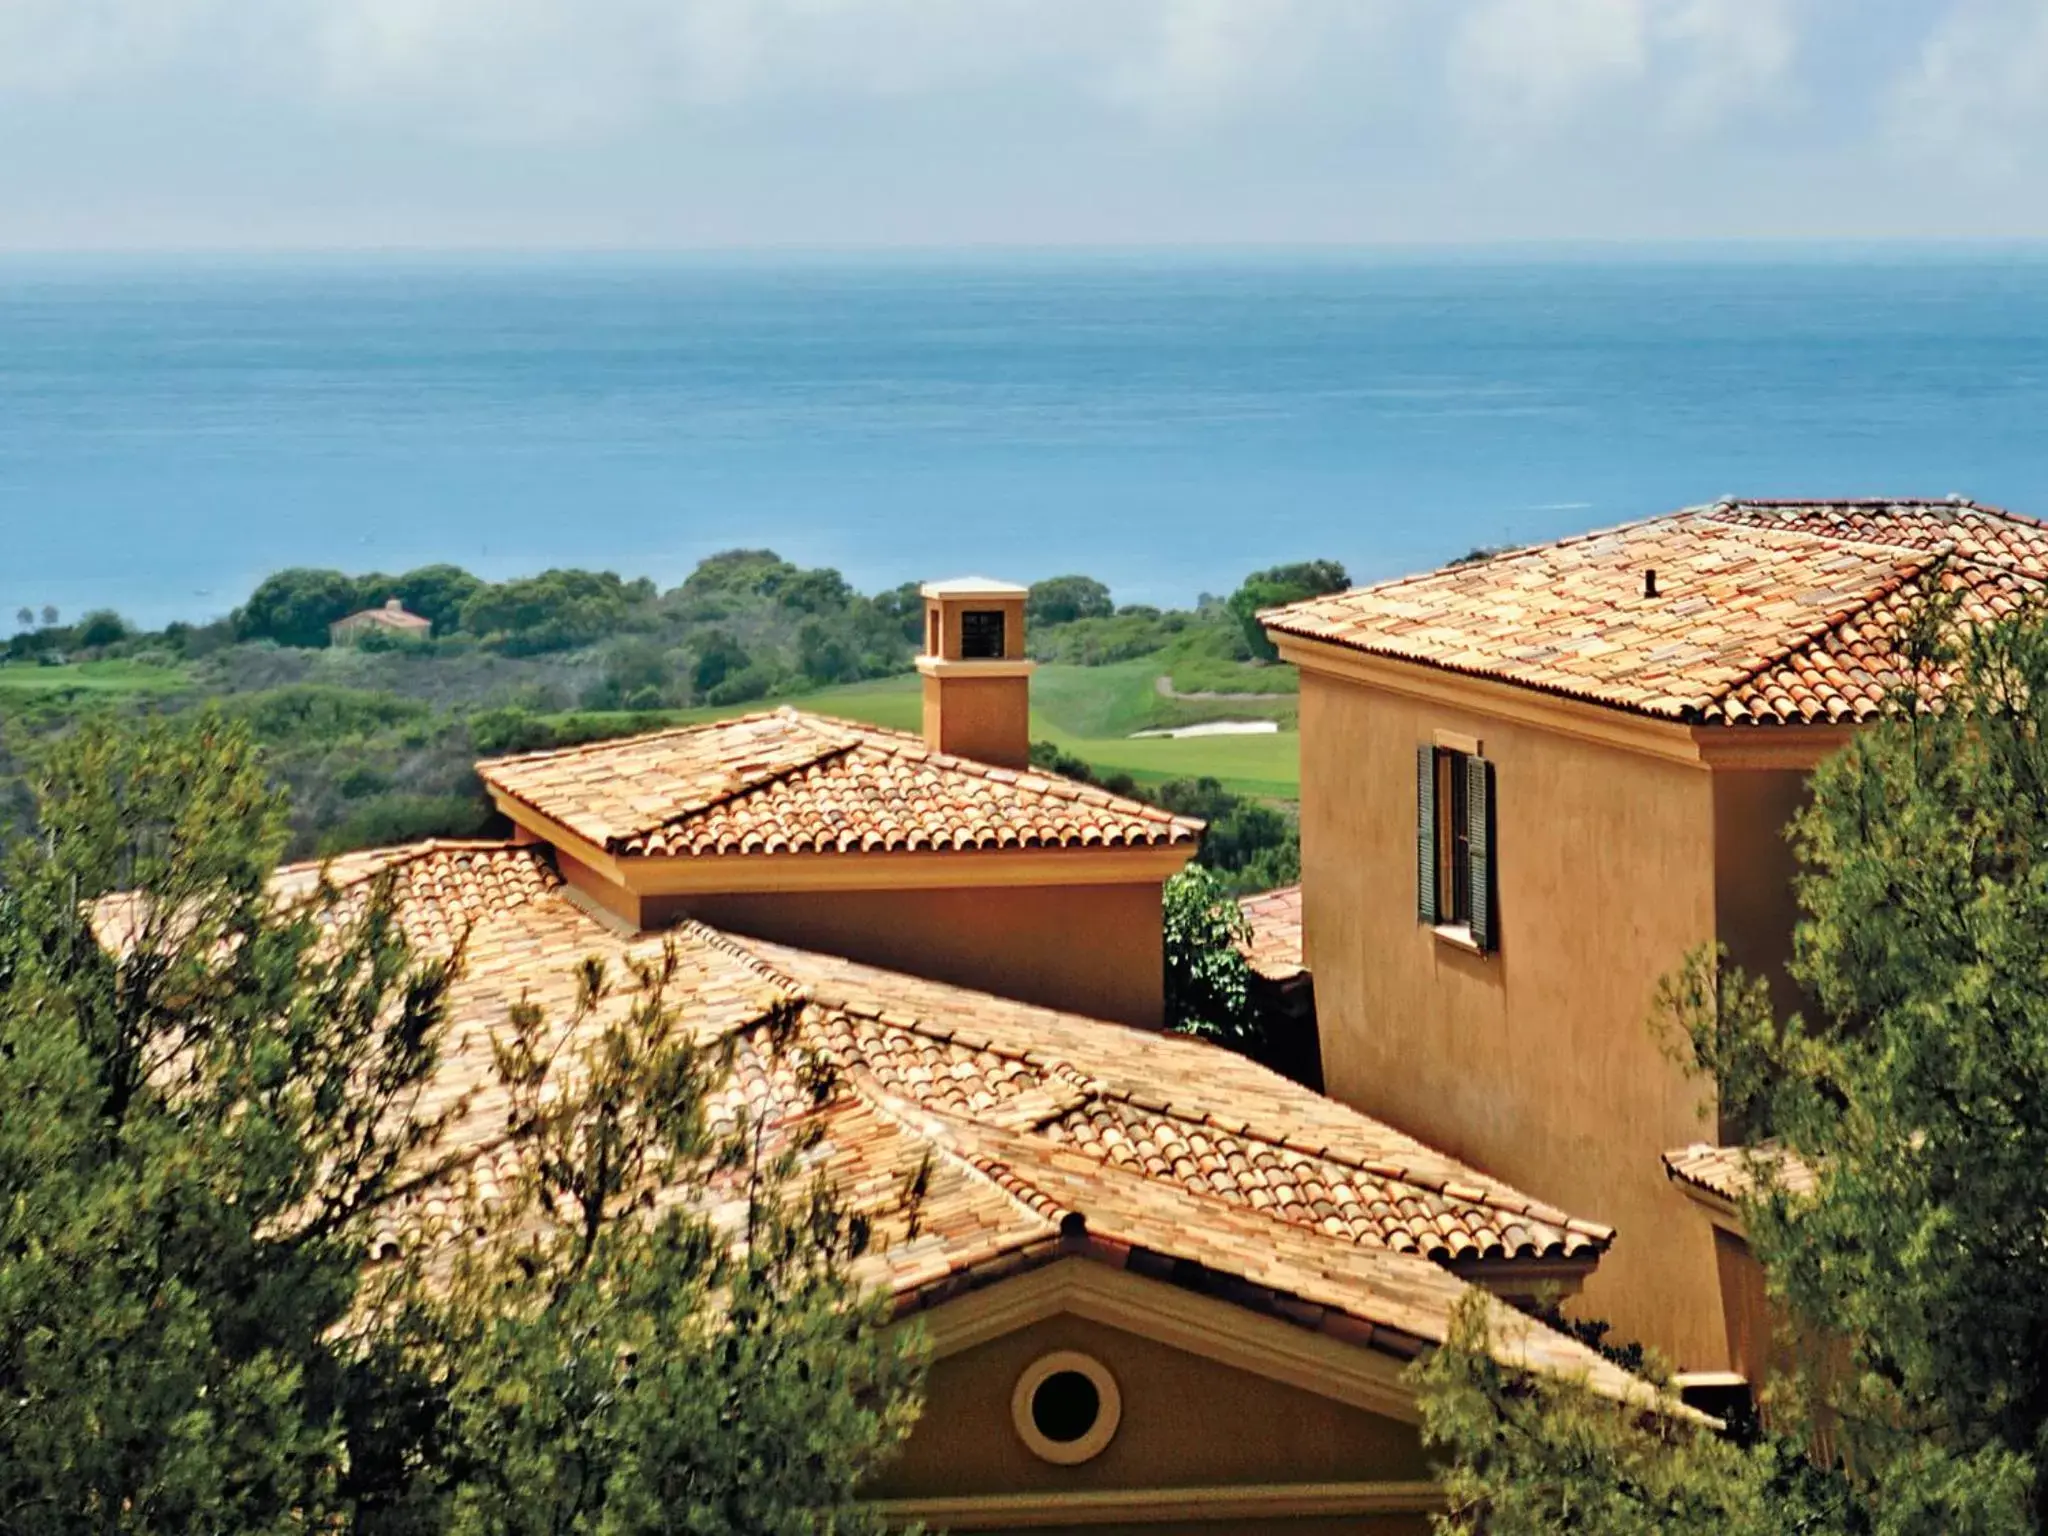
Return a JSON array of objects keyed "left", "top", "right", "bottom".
[{"left": 1643, "top": 569, "right": 1659, "bottom": 599}]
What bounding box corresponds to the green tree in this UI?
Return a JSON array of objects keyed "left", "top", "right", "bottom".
[
  {"left": 581, "top": 639, "right": 675, "bottom": 711},
  {"left": 74, "top": 608, "right": 129, "bottom": 648},
  {"left": 678, "top": 549, "right": 803, "bottom": 600},
  {"left": 0, "top": 712, "right": 456, "bottom": 1533},
  {"left": 13, "top": 606, "right": 31, "bottom": 629},
  {"left": 691, "top": 629, "right": 752, "bottom": 697},
  {"left": 0, "top": 713, "right": 923, "bottom": 1533},
  {"left": 777, "top": 566, "right": 854, "bottom": 614},
  {"left": 384, "top": 953, "right": 923, "bottom": 1536},
  {"left": 872, "top": 582, "right": 926, "bottom": 645},
  {"left": 1027, "top": 576, "right": 1114, "bottom": 628},
  {"left": 386, "top": 565, "right": 484, "bottom": 636},
  {"left": 1152, "top": 777, "right": 1299, "bottom": 894},
  {"left": 1416, "top": 594, "right": 2048, "bottom": 1535},
  {"left": 237, "top": 567, "right": 365, "bottom": 647},
  {"left": 1227, "top": 560, "right": 1349, "bottom": 662},
  {"left": 1162, "top": 865, "right": 1259, "bottom": 1049},
  {"left": 798, "top": 620, "right": 858, "bottom": 685},
  {"left": 458, "top": 570, "right": 650, "bottom": 656}
]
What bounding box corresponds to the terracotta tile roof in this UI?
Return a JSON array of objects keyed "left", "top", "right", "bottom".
[
  {"left": 1237, "top": 884, "right": 1305, "bottom": 983},
  {"left": 742, "top": 934, "right": 1611, "bottom": 1268},
  {"left": 476, "top": 708, "right": 1201, "bottom": 857},
  {"left": 1663, "top": 1142, "right": 1819, "bottom": 1206},
  {"left": 205, "top": 839, "right": 1632, "bottom": 1395},
  {"left": 1263, "top": 499, "right": 2048, "bottom": 726}
]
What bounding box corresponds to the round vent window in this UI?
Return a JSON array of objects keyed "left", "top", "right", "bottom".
[{"left": 1011, "top": 1351, "right": 1121, "bottom": 1465}]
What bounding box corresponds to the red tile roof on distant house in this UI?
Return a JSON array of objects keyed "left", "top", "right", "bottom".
[
  {"left": 146, "top": 838, "right": 1635, "bottom": 1397},
  {"left": 1237, "top": 884, "right": 1305, "bottom": 983},
  {"left": 476, "top": 707, "right": 1202, "bottom": 858},
  {"left": 1263, "top": 500, "right": 2048, "bottom": 726},
  {"left": 333, "top": 599, "right": 432, "bottom": 634}
]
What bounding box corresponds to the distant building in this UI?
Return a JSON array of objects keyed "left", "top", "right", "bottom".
[{"left": 330, "top": 598, "right": 431, "bottom": 646}]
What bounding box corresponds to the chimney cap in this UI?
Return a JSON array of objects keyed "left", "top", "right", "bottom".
[{"left": 921, "top": 575, "right": 1029, "bottom": 601}]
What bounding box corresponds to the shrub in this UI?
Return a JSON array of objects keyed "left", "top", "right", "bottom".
[
  {"left": 314, "top": 790, "right": 496, "bottom": 855},
  {"left": 1162, "top": 866, "right": 1260, "bottom": 1049}
]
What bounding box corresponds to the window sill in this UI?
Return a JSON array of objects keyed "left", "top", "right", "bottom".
[{"left": 1432, "top": 923, "right": 1485, "bottom": 956}]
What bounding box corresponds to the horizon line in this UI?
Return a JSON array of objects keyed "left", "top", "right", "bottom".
[{"left": 7, "top": 236, "right": 2048, "bottom": 262}]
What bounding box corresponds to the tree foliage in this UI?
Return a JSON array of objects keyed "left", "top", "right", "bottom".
[
  {"left": 1226, "top": 559, "right": 1349, "bottom": 662},
  {"left": 0, "top": 713, "right": 921, "bottom": 1534},
  {"left": 1416, "top": 592, "right": 2048, "bottom": 1535},
  {"left": 237, "top": 566, "right": 368, "bottom": 648},
  {"left": 1151, "top": 776, "right": 1300, "bottom": 893},
  {"left": 1162, "top": 865, "right": 1260, "bottom": 1049},
  {"left": 0, "top": 712, "right": 457, "bottom": 1533},
  {"left": 75, "top": 608, "right": 130, "bottom": 648},
  {"left": 385, "top": 565, "right": 483, "bottom": 637},
  {"left": 459, "top": 569, "right": 656, "bottom": 656},
  {"left": 1027, "top": 576, "right": 1114, "bottom": 628}
]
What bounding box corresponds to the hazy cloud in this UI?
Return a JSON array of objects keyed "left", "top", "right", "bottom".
[
  {"left": 1450, "top": 0, "right": 1799, "bottom": 138},
  {"left": 0, "top": 1, "right": 2027, "bottom": 245},
  {"left": 1892, "top": 0, "right": 2048, "bottom": 180}
]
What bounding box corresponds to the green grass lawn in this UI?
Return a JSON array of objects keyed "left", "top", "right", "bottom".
[
  {"left": 0, "top": 658, "right": 195, "bottom": 700},
  {"left": 678, "top": 670, "right": 1301, "bottom": 799}
]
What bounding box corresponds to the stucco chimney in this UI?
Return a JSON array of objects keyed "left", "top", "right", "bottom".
[{"left": 916, "top": 577, "right": 1034, "bottom": 768}]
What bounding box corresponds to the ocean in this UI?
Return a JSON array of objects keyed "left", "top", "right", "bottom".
[{"left": 6, "top": 249, "right": 2048, "bottom": 630}]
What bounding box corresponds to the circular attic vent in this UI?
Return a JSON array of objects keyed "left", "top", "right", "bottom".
[{"left": 1011, "top": 1351, "right": 1122, "bottom": 1465}]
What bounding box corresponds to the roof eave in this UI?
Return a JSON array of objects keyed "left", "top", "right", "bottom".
[{"left": 1274, "top": 631, "right": 1857, "bottom": 771}]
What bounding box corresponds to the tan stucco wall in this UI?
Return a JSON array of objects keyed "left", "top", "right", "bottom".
[
  {"left": 1297, "top": 668, "right": 1728, "bottom": 1368},
  {"left": 1714, "top": 1224, "right": 1776, "bottom": 1393},
  {"left": 868, "top": 1312, "right": 1431, "bottom": 1533},
  {"left": 923, "top": 671, "right": 1033, "bottom": 767},
  {"left": 657, "top": 881, "right": 1166, "bottom": 1027},
  {"left": 1712, "top": 769, "right": 1811, "bottom": 1021}
]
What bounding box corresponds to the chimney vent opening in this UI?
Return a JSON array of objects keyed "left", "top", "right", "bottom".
[
  {"left": 1643, "top": 568, "right": 1659, "bottom": 599},
  {"left": 960, "top": 609, "right": 1007, "bottom": 660}
]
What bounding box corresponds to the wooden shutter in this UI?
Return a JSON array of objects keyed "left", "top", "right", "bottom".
[
  {"left": 1416, "top": 745, "right": 1438, "bottom": 925},
  {"left": 1466, "top": 754, "right": 1496, "bottom": 952}
]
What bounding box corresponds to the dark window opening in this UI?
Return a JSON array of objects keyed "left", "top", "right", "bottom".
[
  {"left": 960, "top": 609, "right": 1006, "bottom": 659},
  {"left": 1418, "top": 742, "right": 1496, "bottom": 951},
  {"left": 1439, "top": 749, "right": 1472, "bottom": 928},
  {"left": 1030, "top": 1370, "right": 1101, "bottom": 1444}
]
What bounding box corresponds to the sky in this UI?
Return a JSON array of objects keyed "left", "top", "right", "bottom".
[{"left": 4, "top": 0, "right": 2048, "bottom": 249}]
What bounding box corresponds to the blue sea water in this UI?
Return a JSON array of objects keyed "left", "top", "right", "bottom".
[{"left": 6, "top": 249, "right": 2048, "bottom": 630}]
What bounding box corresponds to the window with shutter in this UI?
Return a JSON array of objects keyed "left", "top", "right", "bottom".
[
  {"left": 1416, "top": 745, "right": 1437, "bottom": 924},
  {"left": 1419, "top": 741, "right": 1497, "bottom": 953},
  {"left": 1466, "top": 754, "right": 1496, "bottom": 952}
]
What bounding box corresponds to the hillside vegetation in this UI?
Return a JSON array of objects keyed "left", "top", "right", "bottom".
[{"left": 1, "top": 557, "right": 1347, "bottom": 881}]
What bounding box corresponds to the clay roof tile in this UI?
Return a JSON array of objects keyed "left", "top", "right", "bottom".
[{"left": 1263, "top": 500, "right": 2048, "bottom": 726}]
